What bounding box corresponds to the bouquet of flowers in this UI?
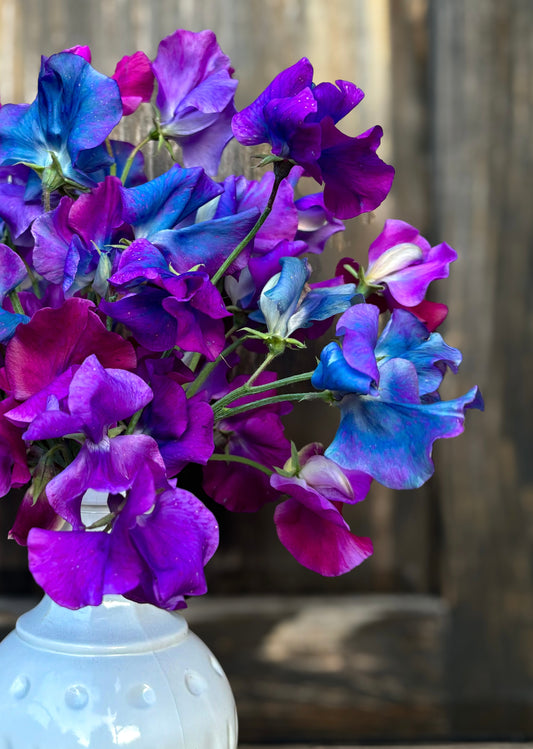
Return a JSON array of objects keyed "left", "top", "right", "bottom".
[{"left": 0, "top": 29, "right": 482, "bottom": 611}]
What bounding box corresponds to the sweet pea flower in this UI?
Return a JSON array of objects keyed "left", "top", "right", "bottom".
[
  {"left": 32, "top": 176, "right": 131, "bottom": 295},
  {"left": 3, "top": 296, "right": 136, "bottom": 402},
  {"left": 311, "top": 304, "right": 483, "bottom": 489},
  {"left": 112, "top": 51, "right": 154, "bottom": 116},
  {"left": 152, "top": 29, "right": 238, "bottom": 175},
  {"left": 27, "top": 465, "right": 219, "bottom": 610},
  {"left": 101, "top": 239, "right": 231, "bottom": 359},
  {"left": 250, "top": 256, "right": 355, "bottom": 343},
  {"left": 232, "top": 58, "right": 394, "bottom": 219},
  {"left": 0, "top": 52, "right": 122, "bottom": 190},
  {"left": 138, "top": 373, "right": 214, "bottom": 477},
  {"left": 271, "top": 444, "right": 372, "bottom": 576},
  {"left": 338, "top": 220, "right": 456, "bottom": 330},
  {"left": 11, "top": 354, "right": 163, "bottom": 529}
]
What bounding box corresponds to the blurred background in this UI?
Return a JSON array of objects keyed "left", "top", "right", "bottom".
[{"left": 0, "top": 0, "right": 531, "bottom": 743}]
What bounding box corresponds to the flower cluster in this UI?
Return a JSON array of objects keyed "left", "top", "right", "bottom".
[{"left": 0, "top": 29, "right": 482, "bottom": 609}]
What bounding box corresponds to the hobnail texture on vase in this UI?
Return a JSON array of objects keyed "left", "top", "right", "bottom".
[{"left": 0, "top": 595, "right": 237, "bottom": 748}]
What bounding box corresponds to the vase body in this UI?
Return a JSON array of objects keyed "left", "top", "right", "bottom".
[{"left": 0, "top": 594, "right": 238, "bottom": 748}]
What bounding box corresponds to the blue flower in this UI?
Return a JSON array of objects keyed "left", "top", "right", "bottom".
[
  {"left": 312, "top": 304, "right": 483, "bottom": 489},
  {"left": 0, "top": 52, "right": 122, "bottom": 190},
  {"left": 251, "top": 256, "right": 356, "bottom": 340}
]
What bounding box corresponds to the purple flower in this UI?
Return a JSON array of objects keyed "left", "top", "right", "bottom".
[
  {"left": 152, "top": 29, "right": 238, "bottom": 175},
  {"left": 139, "top": 373, "right": 214, "bottom": 477},
  {"left": 27, "top": 465, "right": 219, "bottom": 610},
  {"left": 32, "top": 176, "right": 130, "bottom": 294},
  {"left": 13, "top": 354, "right": 162, "bottom": 528},
  {"left": 311, "top": 304, "right": 484, "bottom": 488},
  {"left": 232, "top": 58, "right": 394, "bottom": 218},
  {"left": 101, "top": 240, "right": 231, "bottom": 359},
  {"left": 0, "top": 52, "right": 122, "bottom": 189},
  {"left": 0, "top": 396, "right": 31, "bottom": 499},
  {"left": 294, "top": 190, "right": 344, "bottom": 255},
  {"left": 0, "top": 165, "right": 43, "bottom": 239},
  {"left": 271, "top": 444, "right": 372, "bottom": 576}
]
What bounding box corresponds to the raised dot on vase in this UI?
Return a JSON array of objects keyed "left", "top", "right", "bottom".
[
  {"left": 184, "top": 669, "right": 207, "bottom": 696},
  {"left": 128, "top": 683, "right": 156, "bottom": 708},
  {"left": 64, "top": 685, "right": 89, "bottom": 710},
  {"left": 209, "top": 654, "right": 224, "bottom": 677},
  {"left": 9, "top": 675, "right": 30, "bottom": 700}
]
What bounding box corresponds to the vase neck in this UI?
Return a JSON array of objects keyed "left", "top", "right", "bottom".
[{"left": 15, "top": 595, "right": 189, "bottom": 655}]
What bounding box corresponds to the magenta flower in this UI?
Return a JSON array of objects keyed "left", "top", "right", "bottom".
[
  {"left": 232, "top": 58, "right": 394, "bottom": 218},
  {"left": 0, "top": 396, "right": 31, "bottom": 498},
  {"left": 271, "top": 445, "right": 373, "bottom": 576},
  {"left": 152, "top": 29, "right": 238, "bottom": 175},
  {"left": 4, "top": 297, "right": 136, "bottom": 401},
  {"left": 112, "top": 51, "right": 154, "bottom": 116}
]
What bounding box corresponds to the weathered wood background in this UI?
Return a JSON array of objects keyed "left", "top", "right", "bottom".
[{"left": 0, "top": 0, "right": 531, "bottom": 742}]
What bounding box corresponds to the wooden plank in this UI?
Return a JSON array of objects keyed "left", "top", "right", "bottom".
[
  {"left": 185, "top": 594, "right": 450, "bottom": 743},
  {"left": 430, "top": 0, "right": 533, "bottom": 737}
]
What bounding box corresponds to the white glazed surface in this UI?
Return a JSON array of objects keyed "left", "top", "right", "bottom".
[{"left": 0, "top": 595, "right": 238, "bottom": 748}]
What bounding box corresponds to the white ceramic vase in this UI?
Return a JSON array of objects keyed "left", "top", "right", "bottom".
[{"left": 0, "top": 593, "right": 238, "bottom": 747}]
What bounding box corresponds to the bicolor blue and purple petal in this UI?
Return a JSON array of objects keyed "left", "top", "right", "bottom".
[
  {"left": 0, "top": 53, "right": 122, "bottom": 187},
  {"left": 153, "top": 29, "right": 238, "bottom": 175},
  {"left": 27, "top": 466, "right": 219, "bottom": 610},
  {"left": 375, "top": 309, "right": 462, "bottom": 396},
  {"left": 33, "top": 177, "right": 130, "bottom": 293},
  {"left": 120, "top": 164, "right": 222, "bottom": 239},
  {"left": 312, "top": 304, "right": 484, "bottom": 489}
]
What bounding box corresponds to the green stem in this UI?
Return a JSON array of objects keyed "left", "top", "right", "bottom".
[
  {"left": 213, "top": 370, "right": 315, "bottom": 412},
  {"left": 245, "top": 352, "right": 276, "bottom": 388},
  {"left": 8, "top": 289, "right": 24, "bottom": 315},
  {"left": 214, "top": 390, "right": 331, "bottom": 421},
  {"left": 121, "top": 134, "right": 153, "bottom": 185},
  {"left": 125, "top": 407, "right": 143, "bottom": 435},
  {"left": 208, "top": 452, "right": 273, "bottom": 477},
  {"left": 105, "top": 138, "right": 117, "bottom": 177},
  {"left": 211, "top": 160, "right": 293, "bottom": 285},
  {"left": 42, "top": 188, "right": 51, "bottom": 213}
]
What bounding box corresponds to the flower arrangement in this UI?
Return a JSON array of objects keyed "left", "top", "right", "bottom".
[{"left": 0, "top": 29, "right": 482, "bottom": 611}]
